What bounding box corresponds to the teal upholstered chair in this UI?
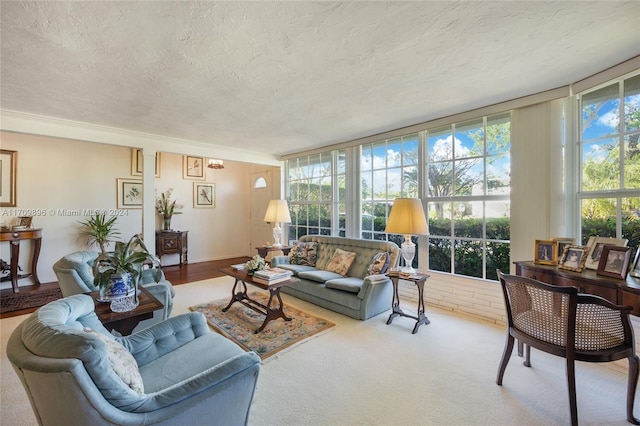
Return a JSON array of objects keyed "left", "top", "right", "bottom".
[
  {"left": 7, "top": 294, "right": 261, "bottom": 426},
  {"left": 53, "top": 251, "right": 175, "bottom": 332}
]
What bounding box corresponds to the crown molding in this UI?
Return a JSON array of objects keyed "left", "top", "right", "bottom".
[{"left": 0, "top": 109, "right": 281, "bottom": 166}]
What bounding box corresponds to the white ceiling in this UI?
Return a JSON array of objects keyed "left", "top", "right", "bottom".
[{"left": 1, "top": 1, "right": 639, "bottom": 159}]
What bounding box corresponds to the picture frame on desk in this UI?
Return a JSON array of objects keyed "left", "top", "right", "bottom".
[
  {"left": 584, "top": 236, "right": 628, "bottom": 270},
  {"left": 534, "top": 239, "right": 557, "bottom": 265},
  {"left": 552, "top": 237, "right": 575, "bottom": 265},
  {"left": 558, "top": 245, "right": 589, "bottom": 272},
  {"left": 630, "top": 248, "right": 640, "bottom": 278},
  {"left": 597, "top": 246, "right": 632, "bottom": 280}
]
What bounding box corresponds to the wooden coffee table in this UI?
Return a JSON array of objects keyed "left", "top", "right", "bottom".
[{"left": 219, "top": 267, "right": 298, "bottom": 334}]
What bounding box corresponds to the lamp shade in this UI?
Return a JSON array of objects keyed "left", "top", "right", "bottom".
[
  {"left": 384, "top": 198, "right": 429, "bottom": 235},
  {"left": 263, "top": 200, "right": 292, "bottom": 223}
]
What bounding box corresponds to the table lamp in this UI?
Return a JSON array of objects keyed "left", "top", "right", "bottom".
[
  {"left": 384, "top": 198, "right": 429, "bottom": 273},
  {"left": 263, "top": 200, "right": 291, "bottom": 248}
]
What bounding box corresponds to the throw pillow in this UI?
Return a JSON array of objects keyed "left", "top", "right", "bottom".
[
  {"left": 288, "top": 241, "right": 318, "bottom": 266},
  {"left": 367, "top": 252, "right": 390, "bottom": 275},
  {"left": 84, "top": 328, "right": 144, "bottom": 394},
  {"left": 325, "top": 248, "right": 357, "bottom": 276}
]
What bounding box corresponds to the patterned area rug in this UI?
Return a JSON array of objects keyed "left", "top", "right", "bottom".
[{"left": 190, "top": 293, "right": 335, "bottom": 360}]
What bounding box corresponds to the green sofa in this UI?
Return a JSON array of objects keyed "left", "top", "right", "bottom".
[{"left": 272, "top": 235, "right": 400, "bottom": 320}]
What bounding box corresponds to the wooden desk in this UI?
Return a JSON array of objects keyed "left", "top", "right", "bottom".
[
  {"left": 1, "top": 228, "right": 42, "bottom": 293},
  {"left": 514, "top": 261, "right": 640, "bottom": 316},
  {"left": 90, "top": 286, "right": 164, "bottom": 336},
  {"left": 156, "top": 230, "right": 188, "bottom": 267}
]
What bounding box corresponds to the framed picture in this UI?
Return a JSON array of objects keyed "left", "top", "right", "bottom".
[
  {"left": 193, "top": 182, "right": 215, "bottom": 208},
  {"left": 584, "top": 236, "right": 629, "bottom": 270},
  {"left": 597, "top": 245, "right": 632, "bottom": 280},
  {"left": 0, "top": 149, "right": 17, "bottom": 207},
  {"left": 18, "top": 216, "right": 33, "bottom": 227},
  {"left": 183, "top": 155, "right": 205, "bottom": 180},
  {"left": 553, "top": 237, "right": 575, "bottom": 265},
  {"left": 116, "top": 178, "right": 143, "bottom": 209},
  {"left": 630, "top": 248, "right": 640, "bottom": 278},
  {"left": 131, "top": 149, "right": 160, "bottom": 177},
  {"left": 558, "top": 245, "right": 589, "bottom": 272},
  {"left": 534, "top": 239, "right": 557, "bottom": 265}
]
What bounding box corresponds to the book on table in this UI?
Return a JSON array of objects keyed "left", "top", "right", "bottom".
[
  {"left": 253, "top": 267, "right": 293, "bottom": 280},
  {"left": 251, "top": 275, "right": 292, "bottom": 285}
]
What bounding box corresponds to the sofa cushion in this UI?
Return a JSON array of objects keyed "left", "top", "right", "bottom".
[
  {"left": 325, "top": 277, "right": 363, "bottom": 294},
  {"left": 277, "top": 263, "right": 317, "bottom": 275},
  {"left": 289, "top": 242, "right": 318, "bottom": 266},
  {"left": 85, "top": 328, "right": 144, "bottom": 394},
  {"left": 298, "top": 270, "right": 344, "bottom": 283},
  {"left": 276, "top": 264, "right": 318, "bottom": 275},
  {"left": 325, "top": 248, "right": 357, "bottom": 276},
  {"left": 367, "top": 252, "right": 390, "bottom": 275}
]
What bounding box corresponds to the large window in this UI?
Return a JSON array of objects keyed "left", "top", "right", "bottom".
[
  {"left": 579, "top": 73, "right": 640, "bottom": 249},
  {"left": 360, "top": 134, "right": 419, "bottom": 244},
  {"left": 426, "top": 114, "right": 511, "bottom": 280},
  {"left": 286, "top": 151, "right": 345, "bottom": 240}
]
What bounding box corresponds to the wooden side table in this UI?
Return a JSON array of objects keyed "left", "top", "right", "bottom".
[
  {"left": 156, "top": 230, "right": 188, "bottom": 267},
  {"left": 256, "top": 246, "right": 292, "bottom": 261},
  {"left": 90, "top": 286, "right": 164, "bottom": 336},
  {"left": 386, "top": 273, "right": 431, "bottom": 334},
  {"left": 1, "top": 228, "right": 42, "bottom": 293}
]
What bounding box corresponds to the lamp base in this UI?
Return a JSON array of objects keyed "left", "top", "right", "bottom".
[
  {"left": 401, "top": 235, "right": 416, "bottom": 273},
  {"left": 272, "top": 224, "right": 283, "bottom": 248}
]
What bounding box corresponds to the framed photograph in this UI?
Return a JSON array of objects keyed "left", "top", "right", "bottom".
[
  {"left": 18, "top": 216, "right": 33, "bottom": 227},
  {"left": 534, "top": 239, "right": 557, "bottom": 265},
  {"left": 553, "top": 237, "right": 575, "bottom": 265},
  {"left": 193, "top": 182, "right": 215, "bottom": 208},
  {"left": 558, "top": 245, "right": 589, "bottom": 272},
  {"left": 630, "top": 248, "right": 640, "bottom": 278},
  {"left": 116, "top": 178, "right": 143, "bottom": 209},
  {"left": 183, "top": 155, "right": 205, "bottom": 180},
  {"left": 131, "top": 149, "right": 160, "bottom": 177},
  {"left": 0, "top": 149, "right": 17, "bottom": 207},
  {"left": 584, "top": 236, "right": 629, "bottom": 270},
  {"left": 597, "top": 245, "right": 632, "bottom": 280}
]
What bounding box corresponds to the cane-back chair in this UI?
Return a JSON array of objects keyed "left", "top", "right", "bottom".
[{"left": 496, "top": 271, "right": 639, "bottom": 425}]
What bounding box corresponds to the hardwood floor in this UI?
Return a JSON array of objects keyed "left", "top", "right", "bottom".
[{"left": 0, "top": 256, "right": 250, "bottom": 319}]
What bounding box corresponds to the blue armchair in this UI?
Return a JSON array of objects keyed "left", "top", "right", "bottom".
[
  {"left": 53, "top": 251, "right": 175, "bottom": 332},
  {"left": 7, "top": 294, "right": 261, "bottom": 426}
]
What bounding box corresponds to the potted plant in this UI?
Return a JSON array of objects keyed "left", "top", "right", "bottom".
[
  {"left": 93, "top": 234, "right": 161, "bottom": 310},
  {"left": 156, "top": 188, "right": 183, "bottom": 230},
  {"left": 78, "top": 212, "right": 121, "bottom": 254}
]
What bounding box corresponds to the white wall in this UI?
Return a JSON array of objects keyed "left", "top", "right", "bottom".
[{"left": 0, "top": 131, "right": 279, "bottom": 288}]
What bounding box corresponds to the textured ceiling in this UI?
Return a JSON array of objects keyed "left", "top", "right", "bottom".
[{"left": 1, "top": 1, "right": 639, "bottom": 158}]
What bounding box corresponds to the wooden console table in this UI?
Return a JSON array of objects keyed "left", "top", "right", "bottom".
[
  {"left": 156, "top": 230, "right": 188, "bottom": 267},
  {"left": 90, "top": 286, "right": 164, "bottom": 336},
  {"left": 1, "top": 228, "right": 42, "bottom": 293},
  {"left": 514, "top": 261, "right": 640, "bottom": 316}
]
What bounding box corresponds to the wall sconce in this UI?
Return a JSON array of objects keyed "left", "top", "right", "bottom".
[
  {"left": 263, "top": 200, "right": 292, "bottom": 248},
  {"left": 208, "top": 159, "right": 224, "bottom": 169}
]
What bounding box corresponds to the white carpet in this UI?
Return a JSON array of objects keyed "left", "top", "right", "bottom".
[{"left": 2, "top": 276, "right": 638, "bottom": 425}]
